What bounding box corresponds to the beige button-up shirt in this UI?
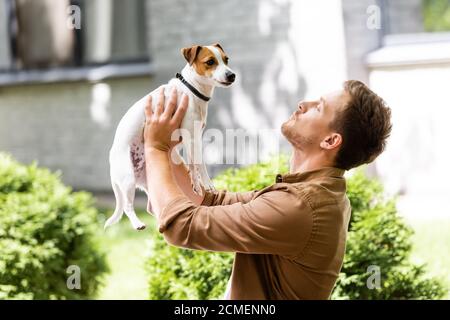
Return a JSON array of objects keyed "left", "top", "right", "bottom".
[{"left": 158, "top": 167, "right": 351, "bottom": 299}]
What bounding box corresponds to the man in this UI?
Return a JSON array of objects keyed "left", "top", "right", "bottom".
[{"left": 143, "top": 80, "right": 392, "bottom": 299}]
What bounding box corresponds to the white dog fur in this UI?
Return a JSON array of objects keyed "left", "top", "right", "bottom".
[{"left": 104, "top": 44, "right": 235, "bottom": 230}]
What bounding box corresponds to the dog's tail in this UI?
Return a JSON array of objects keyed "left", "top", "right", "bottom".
[{"left": 104, "top": 181, "right": 124, "bottom": 229}]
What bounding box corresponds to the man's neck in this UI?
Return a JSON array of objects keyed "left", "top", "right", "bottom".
[{"left": 289, "top": 148, "right": 333, "bottom": 174}]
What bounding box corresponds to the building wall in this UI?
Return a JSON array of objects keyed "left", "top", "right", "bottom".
[
  {"left": 368, "top": 44, "right": 450, "bottom": 219},
  {"left": 0, "top": 77, "right": 156, "bottom": 191},
  {"left": 147, "top": 0, "right": 348, "bottom": 175},
  {"left": 341, "top": 0, "right": 424, "bottom": 83},
  {"left": 1, "top": 0, "right": 427, "bottom": 193},
  {"left": 0, "top": 0, "right": 353, "bottom": 192},
  {"left": 341, "top": 0, "right": 382, "bottom": 83},
  {"left": 371, "top": 61, "right": 450, "bottom": 194}
]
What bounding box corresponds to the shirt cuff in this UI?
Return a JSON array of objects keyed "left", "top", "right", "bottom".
[
  {"left": 201, "top": 190, "right": 216, "bottom": 206},
  {"left": 158, "top": 195, "right": 195, "bottom": 233}
]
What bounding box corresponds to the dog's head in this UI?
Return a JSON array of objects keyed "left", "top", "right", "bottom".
[{"left": 181, "top": 43, "right": 235, "bottom": 88}]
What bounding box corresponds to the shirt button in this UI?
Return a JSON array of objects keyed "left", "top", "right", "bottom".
[{"left": 275, "top": 174, "right": 282, "bottom": 183}]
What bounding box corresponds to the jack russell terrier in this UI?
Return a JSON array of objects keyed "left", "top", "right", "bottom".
[{"left": 104, "top": 43, "right": 235, "bottom": 230}]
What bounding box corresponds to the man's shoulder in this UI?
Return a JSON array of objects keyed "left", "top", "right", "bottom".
[
  {"left": 252, "top": 182, "right": 321, "bottom": 210},
  {"left": 289, "top": 178, "right": 347, "bottom": 210},
  {"left": 298, "top": 183, "right": 338, "bottom": 208},
  {"left": 250, "top": 174, "right": 347, "bottom": 208}
]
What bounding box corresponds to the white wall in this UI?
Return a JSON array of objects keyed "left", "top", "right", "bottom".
[
  {"left": 289, "top": 0, "right": 348, "bottom": 99},
  {"left": 368, "top": 42, "right": 450, "bottom": 219},
  {"left": 0, "top": 76, "right": 155, "bottom": 191}
]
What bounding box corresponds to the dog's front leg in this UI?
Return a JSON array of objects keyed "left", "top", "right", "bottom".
[
  {"left": 189, "top": 127, "right": 215, "bottom": 193},
  {"left": 180, "top": 121, "right": 203, "bottom": 195},
  {"left": 199, "top": 162, "right": 215, "bottom": 192},
  {"left": 184, "top": 136, "right": 203, "bottom": 195},
  {"left": 195, "top": 129, "right": 214, "bottom": 191}
]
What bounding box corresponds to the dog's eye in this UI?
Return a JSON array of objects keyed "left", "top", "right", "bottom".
[
  {"left": 224, "top": 57, "right": 229, "bottom": 64},
  {"left": 206, "top": 59, "right": 215, "bottom": 66}
]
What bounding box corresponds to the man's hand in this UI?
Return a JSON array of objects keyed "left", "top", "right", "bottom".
[{"left": 144, "top": 87, "right": 189, "bottom": 152}]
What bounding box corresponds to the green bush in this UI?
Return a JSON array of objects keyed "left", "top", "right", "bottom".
[
  {"left": 0, "top": 153, "right": 109, "bottom": 299},
  {"left": 331, "top": 170, "right": 446, "bottom": 299},
  {"left": 146, "top": 156, "right": 445, "bottom": 299},
  {"left": 423, "top": 0, "right": 450, "bottom": 32},
  {"left": 146, "top": 156, "right": 288, "bottom": 299},
  {"left": 147, "top": 235, "right": 233, "bottom": 300}
]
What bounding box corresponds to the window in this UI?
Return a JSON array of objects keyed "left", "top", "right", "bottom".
[
  {"left": 423, "top": 0, "right": 450, "bottom": 32},
  {"left": 81, "top": 0, "right": 149, "bottom": 65},
  {"left": 380, "top": 0, "right": 450, "bottom": 35},
  {"left": 0, "top": 0, "right": 149, "bottom": 72}
]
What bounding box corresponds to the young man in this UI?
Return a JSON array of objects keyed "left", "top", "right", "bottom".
[{"left": 143, "top": 80, "right": 392, "bottom": 299}]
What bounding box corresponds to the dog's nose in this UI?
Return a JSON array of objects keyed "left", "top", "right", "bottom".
[{"left": 226, "top": 72, "right": 236, "bottom": 83}]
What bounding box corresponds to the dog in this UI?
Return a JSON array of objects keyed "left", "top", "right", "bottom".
[{"left": 104, "top": 43, "right": 235, "bottom": 230}]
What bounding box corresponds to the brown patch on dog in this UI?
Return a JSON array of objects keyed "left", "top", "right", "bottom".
[
  {"left": 181, "top": 44, "right": 229, "bottom": 77},
  {"left": 181, "top": 45, "right": 202, "bottom": 65},
  {"left": 213, "top": 43, "right": 224, "bottom": 52},
  {"left": 213, "top": 43, "right": 229, "bottom": 65},
  {"left": 191, "top": 46, "right": 218, "bottom": 77}
]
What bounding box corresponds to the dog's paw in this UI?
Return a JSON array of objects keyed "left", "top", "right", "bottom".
[
  {"left": 203, "top": 181, "right": 216, "bottom": 192},
  {"left": 136, "top": 224, "right": 146, "bottom": 231},
  {"left": 146, "top": 199, "right": 154, "bottom": 215},
  {"left": 131, "top": 220, "right": 146, "bottom": 231},
  {"left": 191, "top": 178, "right": 203, "bottom": 196},
  {"left": 188, "top": 166, "right": 203, "bottom": 195}
]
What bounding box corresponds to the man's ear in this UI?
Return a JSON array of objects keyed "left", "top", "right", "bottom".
[
  {"left": 181, "top": 45, "right": 202, "bottom": 65},
  {"left": 320, "top": 133, "right": 342, "bottom": 150}
]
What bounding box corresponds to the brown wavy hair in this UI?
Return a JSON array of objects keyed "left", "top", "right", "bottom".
[{"left": 331, "top": 80, "right": 392, "bottom": 170}]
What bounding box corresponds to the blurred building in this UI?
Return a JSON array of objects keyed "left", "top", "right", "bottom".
[{"left": 0, "top": 0, "right": 449, "bottom": 218}]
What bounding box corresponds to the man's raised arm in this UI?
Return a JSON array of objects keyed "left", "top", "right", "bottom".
[{"left": 169, "top": 155, "right": 258, "bottom": 206}]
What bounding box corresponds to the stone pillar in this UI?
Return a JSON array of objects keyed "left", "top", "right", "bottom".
[
  {"left": 82, "top": 0, "right": 113, "bottom": 64},
  {"left": 0, "top": 0, "right": 11, "bottom": 69},
  {"left": 341, "top": 0, "right": 383, "bottom": 83},
  {"left": 110, "top": 0, "right": 147, "bottom": 61},
  {"left": 83, "top": 0, "right": 148, "bottom": 64}
]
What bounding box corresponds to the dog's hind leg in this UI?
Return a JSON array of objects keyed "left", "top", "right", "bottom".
[
  {"left": 139, "top": 186, "right": 153, "bottom": 215},
  {"left": 121, "top": 178, "right": 146, "bottom": 230},
  {"left": 104, "top": 181, "right": 125, "bottom": 229}
]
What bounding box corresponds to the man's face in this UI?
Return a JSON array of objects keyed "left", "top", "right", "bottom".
[{"left": 281, "top": 89, "right": 350, "bottom": 152}]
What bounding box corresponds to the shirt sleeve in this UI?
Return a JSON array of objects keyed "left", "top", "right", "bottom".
[
  {"left": 201, "top": 189, "right": 258, "bottom": 206},
  {"left": 158, "top": 186, "right": 313, "bottom": 256}
]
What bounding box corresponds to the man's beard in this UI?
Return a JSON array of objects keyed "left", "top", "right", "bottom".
[{"left": 281, "top": 122, "right": 316, "bottom": 150}]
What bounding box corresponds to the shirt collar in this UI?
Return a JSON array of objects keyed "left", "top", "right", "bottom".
[{"left": 275, "top": 167, "right": 345, "bottom": 184}]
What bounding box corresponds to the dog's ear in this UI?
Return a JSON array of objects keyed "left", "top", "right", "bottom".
[
  {"left": 181, "top": 45, "right": 202, "bottom": 65},
  {"left": 213, "top": 43, "right": 224, "bottom": 52}
]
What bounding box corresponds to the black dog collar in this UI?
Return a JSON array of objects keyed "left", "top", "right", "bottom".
[{"left": 176, "top": 73, "right": 210, "bottom": 102}]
